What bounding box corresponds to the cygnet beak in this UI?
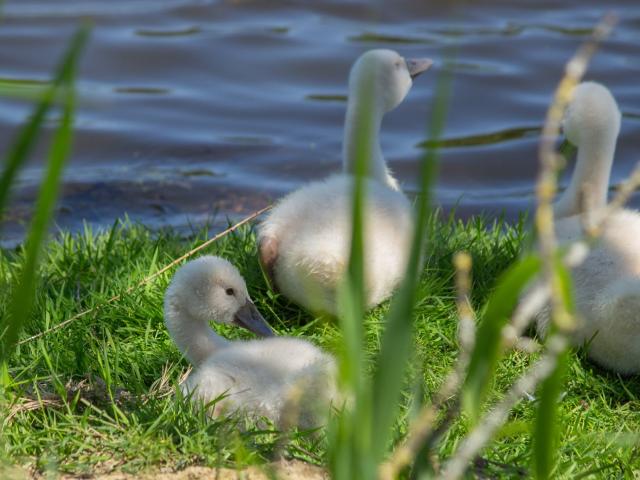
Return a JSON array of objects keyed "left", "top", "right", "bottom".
[
  {"left": 406, "top": 58, "right": 433, "bottom": 80},
  {"left": 233, "top": 301, "right": 275, "bottom": 337}
]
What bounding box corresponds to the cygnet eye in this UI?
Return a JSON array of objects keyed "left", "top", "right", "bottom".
[
  {"left": 225, "top": 288, "right": 235, "bottom": 296},
  {"left": 394, "top": 60, "right": 402, "bottom": 69}
]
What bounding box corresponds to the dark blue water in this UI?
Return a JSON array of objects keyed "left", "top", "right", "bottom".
[{"left": 1, "top": 0, "right": 639, "bottom": 245}]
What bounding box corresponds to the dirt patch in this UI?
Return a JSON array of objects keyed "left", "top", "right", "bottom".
[
  {"left": 52, "top": 461, "right": 327, "bottom": 480},
  {"left": 0, "top": 464, "right": 29, "bottom": 480}
]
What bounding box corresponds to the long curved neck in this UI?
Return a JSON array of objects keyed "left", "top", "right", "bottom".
[
  {"left": 164, "top": 300, "right": 229, "bottom": 368},
  {"left": 554, "top": 135, "right": 617, "bottom": 218},
  {"left": 342, "top": 94, "right": 398, "bottom": 189}
]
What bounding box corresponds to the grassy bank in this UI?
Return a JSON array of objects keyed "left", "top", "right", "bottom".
[{"left": 1, "top": 215, "right": 639, "bottom": 478}]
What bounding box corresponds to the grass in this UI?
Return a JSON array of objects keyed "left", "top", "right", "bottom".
[{"left": 1, "top": 216, "right": 639, "bottom": 478}]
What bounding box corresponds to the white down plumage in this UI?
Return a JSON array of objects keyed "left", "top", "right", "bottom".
[
  {"left": 164, "top": 256, "right": 338, "bottom": 427},
  {"left": 258, "top": 49, "right": 432, "bottom": 316},
  {"left": 536, "top": 82, "right": 640, "bottom": 374}
]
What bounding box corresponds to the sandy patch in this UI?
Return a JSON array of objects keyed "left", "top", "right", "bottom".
[{"left": 13, "top": 460, "right": 327, "bottom": 480}]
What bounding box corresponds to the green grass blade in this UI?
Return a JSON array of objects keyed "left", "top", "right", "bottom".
[
  {"left": 0, "top": 89, "right": 57, "bottom": 218},
  {"left": 0, "top": 27, "right": 89, "bottom": 218},
  {"left": 370, "top": 62, "right": 452, "bottom": 463},
  {"left": 0, "top": 82, "right": 49, "bottom": 103},
  {"left": 533, "top": 347, "right": 568, "bottom": 479},
  {"left": 533, "top": 259, "right": 574, "bottom": 479},
  {"left": 329, "top": 60, "right": 375, "bottom": 480},
  {"left": 0, "top": 26, "right": 90, "bottom": 361},
  {"left": 462, "top": 254, "right": 541, "bottom": 423},
  {"left": 338, "top": 86, "right": 370, "bottom": 398}
]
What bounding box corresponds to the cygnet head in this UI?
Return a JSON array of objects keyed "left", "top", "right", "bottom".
[
  {"left": 166, "top": 256, "right": 274, "bottom": 337},
  {"left": 348, "top": 49, "right": 433, "bottom": 113},
  {"left": 562, "top": 81, "right": 621, "bottom": 147}
]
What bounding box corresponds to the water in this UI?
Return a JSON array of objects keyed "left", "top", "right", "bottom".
[{"left": 1, "top": 0, "right": 639, "bottom": 246}]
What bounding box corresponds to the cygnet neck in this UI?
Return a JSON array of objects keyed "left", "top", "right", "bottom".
[
  {"left": 342, "top": 88, "right": 397, "bottom": 189},
  {"left": 165, "top": 300, "right": 229, "bottom": 368},
  {"left": 555, "top": 133, "right": 618, "bottom": 218}
]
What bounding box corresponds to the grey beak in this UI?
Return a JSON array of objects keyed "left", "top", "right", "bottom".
[
  {"left": 233, "top": 301, "right": 275, "bottom": 337},
  {"left": 406, "top": 58, "right": 433, "bottom": 80}
]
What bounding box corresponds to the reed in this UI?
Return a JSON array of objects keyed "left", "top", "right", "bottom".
[{"left": 0, "top": 26, "right": 89, "bottom": 364}]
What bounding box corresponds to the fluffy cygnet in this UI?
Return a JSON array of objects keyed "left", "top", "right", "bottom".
[
  {"left": 164, "top": 256, "right": 338, "bottom": 426},
  {"left": 258, "top": 49, "right": 432, "bottom": 316},
  {"left": 537, "top": 82, "right": 640, "bottom": 374}
]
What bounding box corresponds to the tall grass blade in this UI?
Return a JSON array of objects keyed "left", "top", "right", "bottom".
[
  {"left": 0, "top": 26, "right": 90, "bottom": 362},
  {"left": 329, "top": 59, "right": 375, "bottom": 480},
  {"left": 533, "top": 347, "right": 568, "bottom": 479},
  {"left": 461, "top": 255, "right": 541, "bottom": 423},
  {"left": 0, "top": 27, "right": 88, "bottom": 218},
  {"left": 370, "top": 62, "right": 452, "bottom": 464},
  {"left": 533, "top": 260, "right": 573, "bottom": 479}
]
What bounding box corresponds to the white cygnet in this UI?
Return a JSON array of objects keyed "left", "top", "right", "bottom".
[
  {"left": 164, "top": 256, "right": 338, "bottom": 427},
  {"left": 537, "top": 82, "right": 640, "bottom": 374},
  {"left": 258, "top": 49, "right": 432, "bottom": 316}
]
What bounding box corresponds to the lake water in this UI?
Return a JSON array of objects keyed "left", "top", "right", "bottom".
[{"left": 1, "top": 0, "right": 639, "bottom": 246}]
